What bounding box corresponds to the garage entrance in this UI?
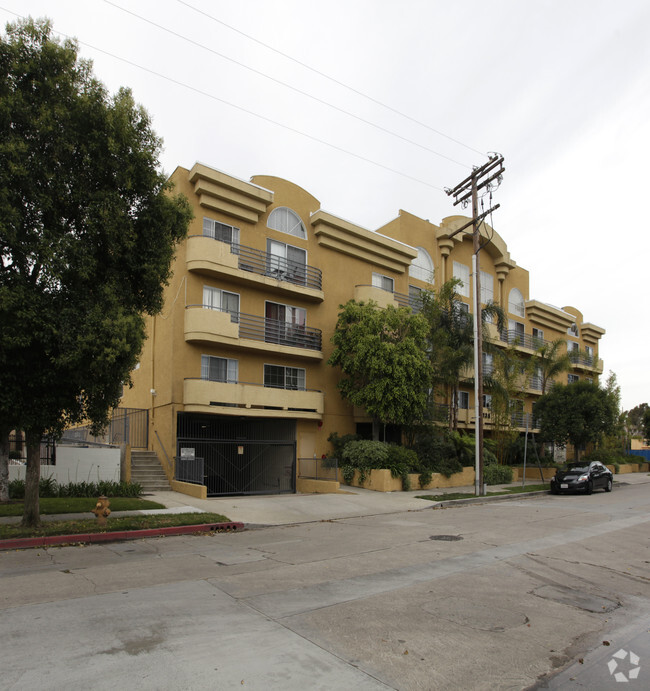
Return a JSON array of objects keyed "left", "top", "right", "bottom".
[{"left": 176, "top": 414, "right": 296, "bottom": 496}]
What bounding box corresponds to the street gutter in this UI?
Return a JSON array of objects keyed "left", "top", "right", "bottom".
[
  {"left": 0, "top": 521, "right": 244, "bottom": 551},
  {"left": 432, "top": 489, "right": 550, "bottom": 508}
]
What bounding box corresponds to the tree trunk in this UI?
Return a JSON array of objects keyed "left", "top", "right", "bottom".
[
  {"left": 22, "top": 429, "right": 42, "bottom": 528},
  {"left": 0, "top": 430, "right": 9, "bottom": 503},
  {"left": 372, "top": 418, "right": 380, "bottom": 442}
]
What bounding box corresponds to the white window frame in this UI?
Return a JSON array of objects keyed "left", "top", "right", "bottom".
[
  {"left": 263, "top": 364, "right": 306, "bottom": 391},
  {"left": 266, "top": 239, "right": 307, "bottom": 283},
  {"left": 409, "top": 247, "right": 435, "bottom": 284},
  {"left": 453, "top": 261, "right": 470, "bottom": 298},
  {"left": 508, "top": 288, "right": 525, "bottom": 317},
  {"left": 456, "top": 391, "right": 469, "bottom": 410},
  {"left": 202, "top": 217, "right": 240, "bottom": 245},
  {"left": 568, "top": 341, "right": 579, "bottom": 353},
  {"left": 568, "top": 322, "right": 579, "bottom": 337},
  {"left": 585, "top": 345, "right": 594, "bottom": 359},
  {"left": 267, "top": 207, "right": 307, "bottom": 239},
  {"left": 480, "top": 271, "right": 494, "bottom": 304},
  {"left": 201, "top": 355, "right": 238, "bottom": 383},
  {"left": 372, "top": 272, "right": 394, "bottom": 292},
  {"left": 532, "top": 327, "right": 544, "bottom": 343},
  {"left": 568, "top": 373, "right": 579, "bottom": 384},
  {"left": 203, "top": 286, "right": 240, "bottom": 322},
  {"left": 482, "top": 352, "right": 494, "bottom": 376},
  {"left": 508, "top": 319, "right": 524, "bottom": 335}
]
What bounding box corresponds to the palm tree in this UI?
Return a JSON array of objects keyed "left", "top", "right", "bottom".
[
  {"left": 533, "top": 338, "right": 572, "bottom": 394},
  {"left": 420, "top": 279, "right": 504, "bottom": 431}
]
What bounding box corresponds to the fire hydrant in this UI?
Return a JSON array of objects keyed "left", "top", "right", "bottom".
[{"left": 92, "top": 496, "right": 111, "bottom": 527}]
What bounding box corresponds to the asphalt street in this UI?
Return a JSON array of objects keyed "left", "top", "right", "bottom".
[{"left": 1, "top": 475, "right": 648, "bottom": 690}]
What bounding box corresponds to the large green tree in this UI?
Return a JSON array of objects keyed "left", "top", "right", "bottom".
[
  {"left": 328, "top": 300, "right": 431, "bottom": 440},
  {"left": 624, "top": 402, "right": 649, "bottom": 438},
  {"left": 0, "top": 19, "right": 192, "bottom": 522},
  {"left": 534, "top": 380, "right": 618, "bottom": 460}
]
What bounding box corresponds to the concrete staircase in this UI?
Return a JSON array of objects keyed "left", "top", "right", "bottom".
[{"left": 130, "top": 450, "right": 171, "bottom": 492}]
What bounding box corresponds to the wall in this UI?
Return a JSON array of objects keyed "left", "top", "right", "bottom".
[
  {"left": 9, "top": 446, "right": 121, "bottom": 484},
  {"left": 339, "top": 467, "right": 475, "bottom": 492}
]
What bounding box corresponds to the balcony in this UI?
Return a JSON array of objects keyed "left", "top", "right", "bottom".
[
  {"left": 354, "top": 284, "right": 398, "bottom": 308},
  {"left": 183, "top": 378, "right": 324, "bottom": 420},
  {"left": 499, "top": 329, "right": 548, "bottom": 351},
  {"left": 186, "top": 235, "right": 324, "bottom": 301},
  {"left": 184, "top": 305, "right": 323, "bottom": 360},
  {"left": 569, "top": 351, "right": 603, "bottom": 373}
]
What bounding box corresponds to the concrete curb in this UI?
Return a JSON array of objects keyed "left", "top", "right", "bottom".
[
  {"left": 0, "top": 521, "right": 244, "bottom": 551},
  {"left": 431, "top": 489, "right": 550, "bottom": 508}
]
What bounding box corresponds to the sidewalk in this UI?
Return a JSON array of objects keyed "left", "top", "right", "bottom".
[
  {"left": 142, "top": 471, "right": 650, "bottom": 525},
  {"left": 0, "top": 479, "right": 525, "bottom": 528},
  {"left": 3, "top": 472, "right": 647, "bottom": 529}
]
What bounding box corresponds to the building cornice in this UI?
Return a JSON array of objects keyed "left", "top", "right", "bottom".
[
  {"left": 311, "top": 210, "right": 417, "bottom": 273},
  {"left": 526, "top": 300, "right": 574, "bottom": 331},
  {"left": 188, "top": 163, "right": 273, "bottom": 223}
]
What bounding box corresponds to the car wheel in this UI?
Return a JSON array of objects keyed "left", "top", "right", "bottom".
[
  {"left": 585, "top": 480, "right": 593, "bottom": 495},
  {"left": 605, "top": 478, "right": 612, "bottom": 492},
  {"left": 550, "top": 484, "right": 559, "bottom": 495}
]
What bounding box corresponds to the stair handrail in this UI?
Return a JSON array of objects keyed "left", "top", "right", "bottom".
[{"left": 154, "top": 430, "right": 174, "bottom": 482}]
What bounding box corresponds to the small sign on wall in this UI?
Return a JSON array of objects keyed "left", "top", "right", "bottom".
[
  {"left": 237, "top": 446, "right": 244, "bottom": 455},
  {"left": 180, "top": 447, "right": 195, "bottom": 460}
]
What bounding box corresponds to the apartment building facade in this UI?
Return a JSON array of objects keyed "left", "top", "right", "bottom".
[{"left": 119, "top": 163, "right": 605, "bottom": 496}]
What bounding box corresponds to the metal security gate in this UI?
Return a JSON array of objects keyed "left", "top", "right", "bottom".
[{"left": 176, "top": 414, "right": 296, "bottom": 496}]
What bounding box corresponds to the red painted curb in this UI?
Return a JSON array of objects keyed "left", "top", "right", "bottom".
[{"left": 0, "top": 522, "right": 245, "bottom": 551}]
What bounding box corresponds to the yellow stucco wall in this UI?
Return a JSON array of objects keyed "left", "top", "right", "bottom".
[{"left": 119, "top": 163, "right": 606, "bottom": 492}]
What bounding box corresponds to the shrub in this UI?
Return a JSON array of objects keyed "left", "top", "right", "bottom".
[
  {"left": 39, "top": 476, "right": 59, "bottom": 498},
  {"left": 9, "top": 479, "right": 25, "bottom": 499},
  {"left": 418, "top": 470, "right": 433, "bottom": 489},
  {"left": 385, "top": 444, "right": 418, "bottom": 490},
  {"left": 327, "top": 432, "right": 362, "bottom": 462},
  {"left": 7, "top": 479, "right": 142, "bottom": 499},
  {"left": 483, "top": 462, "right": 513, "bottom": 485},
  {"left": 342, "top": 440, "right": 389, "bottom": 468},
  {"left": 414, "top": 434, "right": 458, "bottom": 477},
  {"left": 341, "top": 464, "right": 356, "bottom": 485}
]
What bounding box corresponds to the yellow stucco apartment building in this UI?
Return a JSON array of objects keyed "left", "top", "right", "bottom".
[{"left": 119, "top": 163, "right": 605, "bottom": 497}]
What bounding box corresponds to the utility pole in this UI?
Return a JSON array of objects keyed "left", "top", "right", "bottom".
[{"left": 445, "top": 154, "right": 505, "bottom": 496}]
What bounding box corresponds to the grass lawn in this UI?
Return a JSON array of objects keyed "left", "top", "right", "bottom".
[
  {"left": 0, "top": 497, "right": 165, "bottom": 517},
  {"left": 417, "top": 483, "right": 549, "bottom": 502},
  {"left": 0, "top": 512, "right": 233, "bottom": 541}
]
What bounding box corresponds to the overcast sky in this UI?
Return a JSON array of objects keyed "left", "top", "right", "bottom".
[{"left": 3, "top": 0, "right": 649, "bottom": 411}]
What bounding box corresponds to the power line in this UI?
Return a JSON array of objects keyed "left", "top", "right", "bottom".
[
  {"left": 103, "top": 0, "right": 469, "bottom": 169},
  {"left": 0, "top": 6, "right": 446, "bottom": 192},
  {"left": 177, "top": 0, "right": 487, "bottom": 159}
]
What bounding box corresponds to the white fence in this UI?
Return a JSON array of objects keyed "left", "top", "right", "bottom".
[{"left": 9, "top": 446, "right": 121, "bottom": 484}]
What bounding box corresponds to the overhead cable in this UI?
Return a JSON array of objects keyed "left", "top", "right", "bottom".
[
  {"left": 0, "top": 6, "right": 445, "bottom": 191},
  {"left": 177, "top": 0, "right": 487, "bottom": 159},
  {"left": 104, "top": 0, "right": 470, "bottom": 168}
]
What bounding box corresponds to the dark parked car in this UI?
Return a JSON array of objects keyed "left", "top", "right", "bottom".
[{"left": 550, "top": 461, "right": 613, "bottom": 495}]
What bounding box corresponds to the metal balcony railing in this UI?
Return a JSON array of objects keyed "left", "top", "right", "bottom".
[
  {"left": 568, "top": 351, "right": 596, "bottom": 367},
  {"left": 187, "top": 305, "right": 322, "bottom": 351},
  {"left": 499, "top": 330, "right": 548, "bottom": 350},
  {"left": 240, "top": 312, "right": 322, "bottom": 351},
  {"left": 193, "top": 235, "right": 322, "bottom": 290}
]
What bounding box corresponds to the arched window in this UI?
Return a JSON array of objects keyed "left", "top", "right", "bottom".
[
  {"left": 409, "top": 247, "right": 434, "bottom": 283},
  {"left": 267, "top": 207, "right": 306, "bottom": 239},
  {"left": 508, "top": 288, "right": 525, "bottom": 317}
]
